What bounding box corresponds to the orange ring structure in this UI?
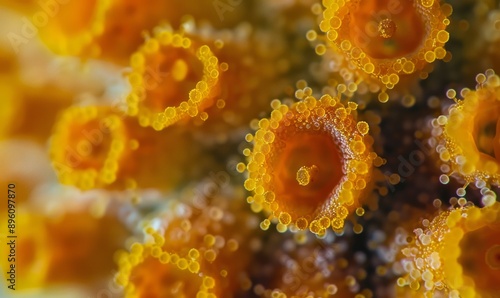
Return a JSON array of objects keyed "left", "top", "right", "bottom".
[
  {"left": 398, "top": 202, "right": 500, "bottom": 297},
  {"left": 116, "top": 196, "right": 259, "bottom": 297},
  {"left": 126, "top": 26, "right": 221, "bottom": 130},
  {"left": 242, "top": 90, "right": 376, "bottom": 234},
  {"left": 431, "top": 70, "right": 500, "bottom": 188},
  {"left": 319, "top": 0, "right": 451, "bottom": 93},
  {"left": 49, "top": 105, "right": 199, "bottom": 190}
]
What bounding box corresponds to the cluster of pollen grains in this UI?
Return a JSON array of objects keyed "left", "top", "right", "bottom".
[
  {"left": 242, "top": 91, "right": 376, "bottom": 234},
  {"left": 431, "top": 70, "right": 500, "bottom": 190},
  {"left": 49, "top": 106, "right": 131, "bottom": 190},
  {"left": 398, "top": 202, "right": 500, "bottom": 298},
  {"left": 250, "top": 229, "right": 369, "bottom": 298},
  {"left": 116, "top": 198, "right": 258, "bottom": 297},
  {"left": 116, "top": 242, "right": 219, "bottom": 298},
  {"left": 319, "top": 0, "right": 451, "bottom": 91},
  {"left": 126, "top": 27, "right": 221, "bottom": 130}
]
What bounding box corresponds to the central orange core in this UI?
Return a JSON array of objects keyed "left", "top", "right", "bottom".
[
  {"left": 66, "top": 119, "right": 112, "bottom": 171},
  {"left": 144, "top": 46, "right": 204, "bottom": 113},
  {"left": 349, "top": 0, "right": 427, "bottom": 59},
  {"left": 270, "top": 131, "right": 344, "bottom": 217},
  {"left": 459, "top": 224, "right": 500, "bottom": 293}
]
